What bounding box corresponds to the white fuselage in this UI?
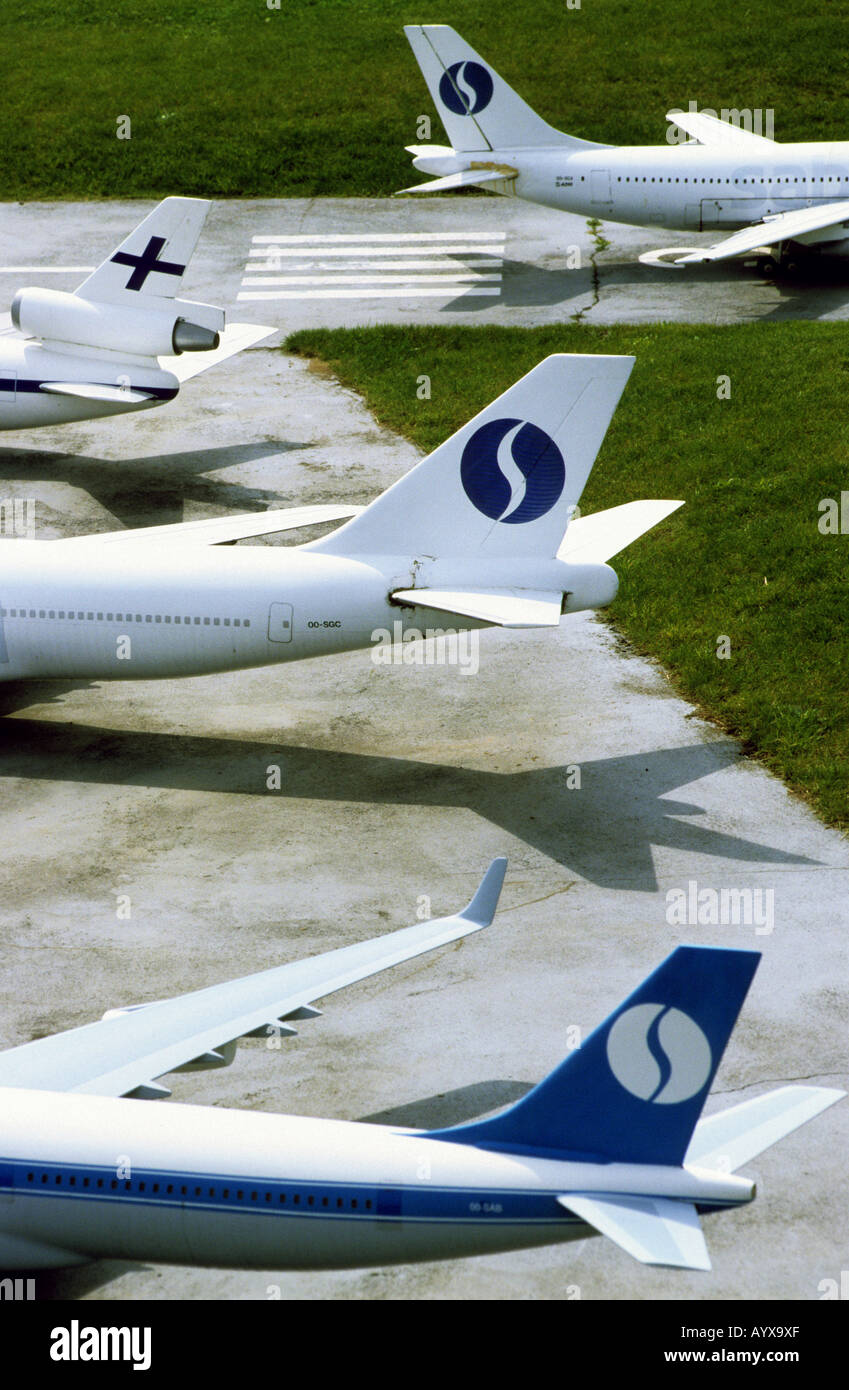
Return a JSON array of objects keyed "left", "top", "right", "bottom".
[
  {"left": 0, "top": 1088, "right": 752, "bottom": 1270},
  {"left": 0, "top": 541, "right": 611, "bottom": 682},
  {"left": 0, "top": 339, "right": 178, "bottom": 430},
  {"left": 422, "top": 140, "right": 849, "bottom": 241}
]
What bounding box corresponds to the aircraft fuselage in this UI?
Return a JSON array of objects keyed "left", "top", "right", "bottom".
[
  {"left": 0, "top": 339, "right": 178, "bottom": 430},
  {"left": 0, "top": 541, "right": 605, "bottom": 682},
  {"left": 425, "top": 140, "right": 849, "bottom": 239},
  {"left": 0, "top": 1087, "right": 752, "bottom": 1270}
]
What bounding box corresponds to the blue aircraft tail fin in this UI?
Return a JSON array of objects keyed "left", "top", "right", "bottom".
[{"left": 428, "top": 946, "right": 760, "bottom": 1166}]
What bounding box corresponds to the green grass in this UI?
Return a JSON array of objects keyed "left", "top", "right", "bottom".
[
  {"left": 4, "top": 0, "right": 849, "bottom": 199},
  {"left": 285, "top": 323, "right": 849, "bottom": 830}
]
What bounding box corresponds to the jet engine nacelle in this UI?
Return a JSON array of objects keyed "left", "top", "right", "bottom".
[{"left": 10, "top": 287, "right": 222, "bottom": 357}]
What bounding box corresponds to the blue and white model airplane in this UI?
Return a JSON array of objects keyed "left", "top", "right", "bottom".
[
  {"left": 402, "top": 24, "right": 849, "bottom": 271},
  {"left": 0, "top": 865, "right": 840, "bottom": 1273},
  {"left": 0, "top": 353, "right": 682, "bottom": 682},
  {"left": 0, "top": 196, "right": 272, "bottom": 429}
]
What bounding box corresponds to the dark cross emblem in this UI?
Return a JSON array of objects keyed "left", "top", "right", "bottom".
[{"left": 111, "top": 235, "right": 186, "bottom": 292}]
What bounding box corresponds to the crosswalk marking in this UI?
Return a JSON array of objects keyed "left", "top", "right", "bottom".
[{"left": 239, "top": 229, "right": 507, "bottom": 303}]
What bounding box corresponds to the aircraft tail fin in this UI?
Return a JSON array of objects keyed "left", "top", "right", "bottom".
[
  {"left": 404, "top": 24, "right": 603, "bottom": 152},
  {"left": 76, "top": 197, "right": 211, "bottom": 308},
  {"left": 427, "top": 946, "right": 761, "bottom": 1165},
  {"left": 308, "top": 353, "right": 634, "bottom": 562}
]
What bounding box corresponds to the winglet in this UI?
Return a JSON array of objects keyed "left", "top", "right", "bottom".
[{"left": 459, "top": 856, "right": 507, "bottom": 925}]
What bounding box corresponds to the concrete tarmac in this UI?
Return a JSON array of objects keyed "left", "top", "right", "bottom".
[
  {"left": 3, "top": 196, "right": 849, "bottom": 332},
  {"left": 0, "top": 197, "right": 846, "bottom": 1301},
  {"left": 0, "top": 332, "right": 845, "bottom": 1301}
]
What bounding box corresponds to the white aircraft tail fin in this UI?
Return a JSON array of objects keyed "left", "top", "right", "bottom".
[
  {"left": 687, "top": 1085, "right": 845, "bottom": 1173},
  {"left": 76, "top": 197, "right": 211, "bottom": 308},
  {"left": 404, "top": 24, "right": 604, "bottom": 152},
  {"left": 309, "top": 354, "right": 634, "bottom": 561}
]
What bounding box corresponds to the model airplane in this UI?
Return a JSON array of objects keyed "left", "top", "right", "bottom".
[
  {"left": 0, "top": 858, "right": 507, "bottom": 1268},
  {"left": 0, "top": 196, "right": 272, "bottom": 429},
  {"left": 0, "top": 352, "right": 683, "bottom": 683},
  {"left": 0, "top": 877, "right": 839, "bottom": 1272},
  {"left": 401, "top": 24, "right": 849, "bottom": 272}
]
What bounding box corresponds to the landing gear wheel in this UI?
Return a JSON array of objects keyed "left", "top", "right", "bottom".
[{"left": 755, "top": 255, "right": 779, "bottom": 278}]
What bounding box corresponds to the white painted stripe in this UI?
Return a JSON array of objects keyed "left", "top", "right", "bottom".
[
  {"left": 247, "top": 245, "right": 504, "bottom": 258},
  {"left": 251, "top": 232, "right": 506, "bottom": 243},
  {"left": 237, "top": 286, "right": 502, "bottom": 300},
  {"left": 248, "top": 258, "right": 504, "bottom": 272},
  {"left": 0, "top": 266, "right": 95, "bottom": 274},
  {"left": 240, "top": 274, "right": 503, "bottom": 286}
]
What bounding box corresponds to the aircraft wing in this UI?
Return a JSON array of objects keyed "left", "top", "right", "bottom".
[
  {"left": 0, "top": 859, "right": 507, "bottom": 1100},
  {"left": 158, "top": 321, "right": 275, "bottom": 382},
  {"left": 674, "top": 200, "right": 849, "bottom": 264},
  {"left": 56, "top": 503, "right": 363, "bottom": 548},
  {"left": 665, "top": 109, "right": 776, "bottom": 149}
]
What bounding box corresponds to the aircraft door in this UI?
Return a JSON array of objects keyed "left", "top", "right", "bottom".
[
  {"left": 268, "top": 602, "right": 294, "bottom": 643},
  {"left": 590, "top": 169, "right": 612, "bottom": 204},
  {"left": 0, "top": 372, "right": 17, "bottom": 406}
]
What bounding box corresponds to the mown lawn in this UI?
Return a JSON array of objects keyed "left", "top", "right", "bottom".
[
  {"left": 286, "top": 322, "right": 849, "bottom": 829},
  {"left": 3, "top": 0, "right": 849, "bottom": 199}
]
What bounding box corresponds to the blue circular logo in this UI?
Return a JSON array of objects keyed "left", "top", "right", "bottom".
[
  {"left": 460, "top": 418, "right": 566, "bottom": 524},
  {"left": 439, "top": 61, "right": 494, "bottom": 116}
]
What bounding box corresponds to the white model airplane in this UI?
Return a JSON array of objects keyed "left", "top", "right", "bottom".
[
  {"left": 0, "top": 353, "right": 683, "bottom": 683},
  {"left": 0, "top": 197, "right": 272, "bottom": 429},
  {"left": 0, "top": 858, "right": 507, "bottom": 1269},
  {"left": 0, "top": 869, "right": 840, "bottom": 1272},
  {"left": 402, "top": 24, "right": 849, "bottom": 272}
]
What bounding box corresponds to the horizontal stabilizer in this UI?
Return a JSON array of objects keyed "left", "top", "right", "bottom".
[
  {"left": 38, "top": 381, "right": 157, "bottom": 405},
  {"left": 159, "top": 321, "right": 275, "bottom": 383},
  {"left": 397, "top": 168, "right": 517, "bottom": 195},
  {"left": 559, "top": 1193, "right": 710, "bottom": 1270},
  {"left": 58, "top": 503, "right": 362, "bottom": 549},
  {"left": 674, "top": 200, "right": 849, "bottom": 264},
  {"left": 392, "top": 587, "right": 562, "bottom": 628},
  {"left": 558, "top": 500, "right": 684, "bottom": 563},
  {"left": 687, "top": 1085, "right": 845, "bottom": 1172},
  {"left": 665, "top": 110, "right": 776, "bottom": 149}
]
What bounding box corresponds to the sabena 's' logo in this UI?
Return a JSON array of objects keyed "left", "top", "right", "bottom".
[
  {"left": 460, "top": 418, "right": 566, "bottom": 523},
  {"left": 439, "top": 61, "right": 494, "bottom": 115},
  {"left": 606, "top": 1004, "right": 712, "bottom": 1104}
]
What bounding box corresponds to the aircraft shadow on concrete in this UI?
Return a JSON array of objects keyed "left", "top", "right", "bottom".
[
  {"left": 442, "top": 256, "right": 595, "bottom": 313},
  {"left": 0, "top": 723, "right": 819, "bottom": 892},
  {"left": 576, "top": 249, "right": 849, "bottom": 319},
  {"left": 0, "top": 440, "right": 312, "bottom": 531},
  {"left": 360, "top": 1080, "right": 533, "bottom": 1130},
  {"left": 27, "top": 1260, "right": 141, "bottom": 1301}
]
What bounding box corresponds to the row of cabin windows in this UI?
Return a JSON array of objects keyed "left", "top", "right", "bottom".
[
  {"left": 24, "top": 1170, "right": 372, "bottom": 1210},
  {"left": 0, "top": 608, "right": 250, "bottom": 628},
  {"left": 603, "top": 175, "right": 847, "bottom": 185}
]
